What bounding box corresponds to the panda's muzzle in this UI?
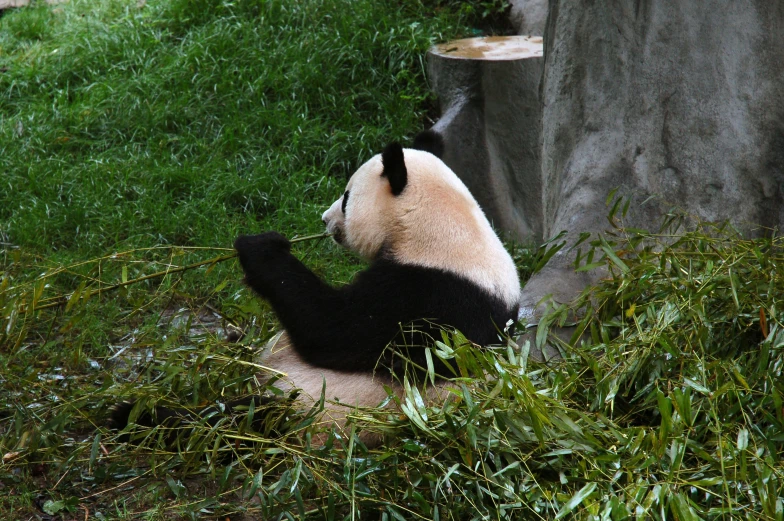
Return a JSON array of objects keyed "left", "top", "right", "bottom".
[
  {"left": 331, "top": 227, "right": 345, "bottom": 245},
  {"left": 322, "top": 196, "right": 346, "bottom": 245},
  {"left": 321, "top": 216, "right": 344, "bottom": 245}
]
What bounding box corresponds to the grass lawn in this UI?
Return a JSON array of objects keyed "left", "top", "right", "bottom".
[{"left": 2, "top": 1, "right": 784, "bottom": 520}]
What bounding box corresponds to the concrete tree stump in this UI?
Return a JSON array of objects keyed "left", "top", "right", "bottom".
[{"left": 427, "top": 36, "right": 544, "bottom": 242}]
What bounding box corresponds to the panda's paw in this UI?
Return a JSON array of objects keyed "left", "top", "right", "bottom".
[{"left": 234, "top": 232, "right": 292, "bottom": 270}]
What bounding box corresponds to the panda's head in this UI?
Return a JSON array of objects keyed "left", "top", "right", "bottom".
[
  {"left": 322, "top": 131, "right": 521, "bottom": 307},
  {"left": 322, "top": 131, "right": 454, "bottom": 259}
]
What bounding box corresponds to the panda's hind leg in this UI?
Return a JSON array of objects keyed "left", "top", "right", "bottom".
[
  {"left": 256, "top": 331, "right": 456, "bottom": 447},
  {"left": 257, "top": 331, "right": 396, "bottom": 444}
]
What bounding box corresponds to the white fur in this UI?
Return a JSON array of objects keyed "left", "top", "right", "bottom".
[
  {"left": 323, "top": 149, "right": 521, "bottom": 307},
  {"left": 257, "top": 331, "right": 450, "bottom": 445}
]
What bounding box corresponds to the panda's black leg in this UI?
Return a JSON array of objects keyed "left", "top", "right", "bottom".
[
  {"left": 234, "top": 232, "right": 339, "bottom": 310},
  {"left": 234, "top": 233, "right": 397, "bottom": 369}
]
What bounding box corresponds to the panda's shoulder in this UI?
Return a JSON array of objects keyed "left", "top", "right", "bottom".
[
  {"left": 350, "top": 259, "right": 431, "bottom": 287},
  {"left": 351, "top": 259, "right": 494, "bottom": 298}
]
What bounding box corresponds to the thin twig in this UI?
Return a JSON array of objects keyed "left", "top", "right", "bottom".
[{"left": 19, "top": 232, "right": 332, "bottom": 314}]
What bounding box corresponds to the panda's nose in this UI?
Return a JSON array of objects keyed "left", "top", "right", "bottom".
[{"left": 322, "top": 217, "right": 328, "bottom": 226}]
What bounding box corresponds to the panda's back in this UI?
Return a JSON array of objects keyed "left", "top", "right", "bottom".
[{"left": 355, "top": 259, "right": 518, "bottom": 347}]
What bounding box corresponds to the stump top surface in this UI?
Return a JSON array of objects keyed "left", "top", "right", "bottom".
[{"left": 431, "top": 36, "right": 543, "bottom": 61}]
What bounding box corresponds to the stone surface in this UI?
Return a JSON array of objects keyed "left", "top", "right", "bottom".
[
  {"left": 509, "top": 0, "right": 548, "bottom": 36},
  {"left": 0, "top": 0, "right": 29, "bottom": 8},
  {"left": 518, "top": 1, "right": 784, "bottom": 358},
  {"left": 428, "top": 36, "right": 544, "bottom": 242}
]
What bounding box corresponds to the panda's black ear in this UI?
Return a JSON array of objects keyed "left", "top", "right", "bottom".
[
  {"left": 412, "top": 130, "right": 444, "bottom": 159},
  {"left": 381, "top": 142, "right": 407, "bottom": 196}
]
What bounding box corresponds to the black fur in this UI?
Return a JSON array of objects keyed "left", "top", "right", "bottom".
[
  {"left": 412, "top": 130, "right": 444, "bottom": 159},
  {"left": 234, "top": 232, "right": 518, "bottom": 375},
  {"left": 341, "top": 190, "right": 349, "bottom": 213},
  {"left": 381, "top": 142, "right": 407, "bottom": 196}
]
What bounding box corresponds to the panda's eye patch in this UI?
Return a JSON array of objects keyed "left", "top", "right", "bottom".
[{"left": 341, "top": 190, "right": 349, "bottom": 214}]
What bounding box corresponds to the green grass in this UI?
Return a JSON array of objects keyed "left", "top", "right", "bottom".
[
  {"left": 0, "top": 0, "right": 473, "bottom": 258},
  {"left": 3, "top": 1, "right": 783, "bottom": 520},
  {"left": 0, "top": 0, "right": 525, "bottom": 518},
  {"left": 0, "top": 0, "right": 479, "bottom": 383},
  {"left": 6, "top": 219, "right": 782, "bottom": 520}
]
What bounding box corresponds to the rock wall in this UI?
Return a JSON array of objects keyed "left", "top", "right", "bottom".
[
  {"left": 509, "top": 0, "right": 548, "bottom": 36},
  {"left": 541, "top": 1, "right": 784, "bottom": 244},
  {"left": 520, "top": 0, "right": 784, "bottom": 358}
]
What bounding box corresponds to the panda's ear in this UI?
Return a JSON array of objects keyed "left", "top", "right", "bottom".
[
  {"left": 412, "top": 130, "right": 444, "bottom": 159},
  {"left": 381, "top": 142, "right": 407, "bottom": 196}
]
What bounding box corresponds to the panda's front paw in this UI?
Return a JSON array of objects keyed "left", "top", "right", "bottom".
[{"left": 234, "top": 232, "right": 292, "bottom": 273}]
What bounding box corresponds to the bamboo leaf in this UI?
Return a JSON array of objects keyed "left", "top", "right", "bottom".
[
  {"left": 89, "top": 432, "right": 101, "bottom": 472},
  {"left": 555, "top": 482, "right": 597, "bottom": 519}
]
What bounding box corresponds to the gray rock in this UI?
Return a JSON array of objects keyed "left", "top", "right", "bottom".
[
  {"left": 542, "top": 1, "right": 784, "bottom": 242},
  {"left": 519, "top": 0, "right": 784, "bottom": 357},
  {"left": 509, "top": 0, "right": 548, "bottom": 36},
  {"left": 427, "top": 36, "right": 545, "bottom": 242}
]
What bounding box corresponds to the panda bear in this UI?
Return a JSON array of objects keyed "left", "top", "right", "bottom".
[
  {"left": 232, "top": 131, "right": 521, "bottom": 440},
  {"left": 112, "top": 131, "right": 521, "bottom": 445}
]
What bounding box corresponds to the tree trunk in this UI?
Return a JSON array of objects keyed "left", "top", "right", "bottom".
[
  {"left": 521, "top": 1, "right": 784, "bottom": 358},
  {"left": 428, "top": 36, "right": 544, "bottom": 242}
]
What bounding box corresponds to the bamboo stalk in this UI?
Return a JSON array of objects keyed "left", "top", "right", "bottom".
[{"left": 20, "top": 232, "right": 332, "bottom": 314}]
